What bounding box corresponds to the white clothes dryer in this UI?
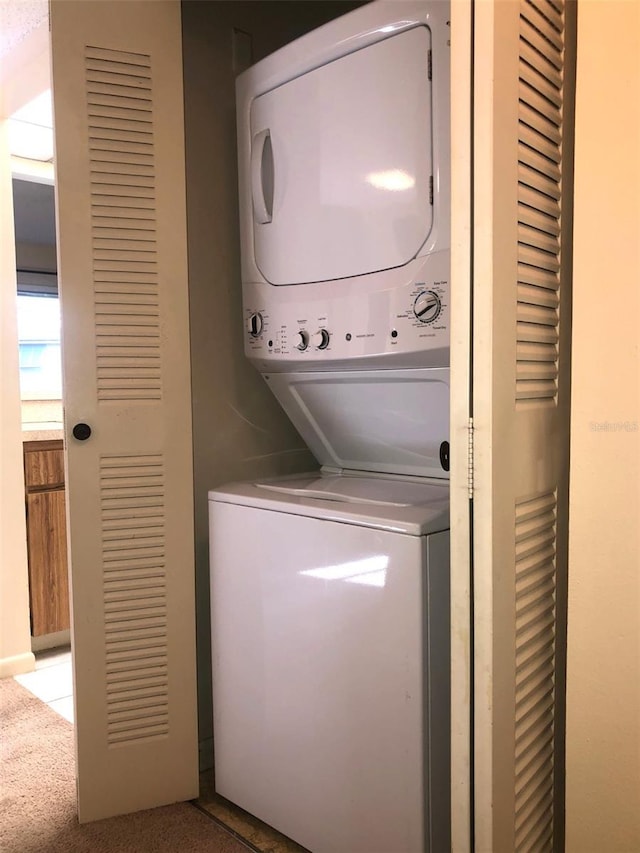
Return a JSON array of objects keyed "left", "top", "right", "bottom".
[
  {"left": 236, "top": 0, "right": 451, "bottom": 381},
  {"left": 209, "top": 471, "right": 450, "bottom": 853}
]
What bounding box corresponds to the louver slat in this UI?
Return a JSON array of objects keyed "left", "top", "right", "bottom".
[
  {"left": 520, "top": 42, "right": 562, "bottom": 95},
  {"left": 514, "top": 488, "right": 558, "bottom": 852},
  {"left": 519, "top": 144, "right": 561, "bottom": 184},
  {"left": 521, "top": 0, "right": 563, "bottom": 45},
  {"left": 517, "top": 204, "right": 560, "bottom": 238},
  {"left": 519, "top": 56, "right": 562, "bottom": 108},
  {"left": 85, "top": 43, "right": 177, "bottom": 751},
  {"left": 87, "top": 129, "right": 154, "bottom": 147},
  {"left": 537, "top": 0, "right": 563, "bottom": 25},
  {"left": 100, "top": 451, "right": 168, "bottom": 746},
  {"left": 87, "top": 63, "right": 152, "bottom": 80},
  {"left": 516, "top": 1, "right": 564, "bottom": 407},
  {"left": 519, "top": 160, "right": 561, "bottom": 201},
  {"left": 518, "top": 223, "right": 560, "bottom": 257},
  {"left": 519, "top": 17, "right": 562, "bottom": 71},
  {"left": 519, "top": 102, "right": 561, "bottom": 148},
  {"left": 86, "top": 43, "right": 162, "bottom": 402},
  {"left": 519, "top": 84, "right": 562, "bottom": 131},
  {"left": 93, "top": 197, "right": 155, "bottom": 210},
  {"left": 91, "top": 167, "right": 154, "bottom": 184},
  {"left": 517, "top": 264, "right": 558, "bottom": 293},
  {"left": 93, "top": 233, "right": 156, "bottom": 247},
  {"left": 88, "top": 79, "right": 152, "bottom": 97}
]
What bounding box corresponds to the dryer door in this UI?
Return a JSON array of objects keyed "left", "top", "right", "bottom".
[{"left": 250, "top": 25, "right": 433, "bottom": 285}]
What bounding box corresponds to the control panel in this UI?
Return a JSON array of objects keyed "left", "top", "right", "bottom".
[{"left": 243, "top": 250, "right": 449, "bottom": 369}]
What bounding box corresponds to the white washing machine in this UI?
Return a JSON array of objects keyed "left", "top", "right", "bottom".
[{"left": 209, "top": 471, "right": 450, "bottom": 853}]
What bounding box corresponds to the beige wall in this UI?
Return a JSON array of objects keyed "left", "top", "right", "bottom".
[
  {"left": 0, "top": 18, "right": 50, "bottom": 678},
  {"left": 566, "top": 2, "right": 640, "bottom": 850},
  {"left": 181, "top": 0, "right": 364, "bottom": 766},
  {"left": 0, "top": 119, "right": 35, "bottom": 678}
]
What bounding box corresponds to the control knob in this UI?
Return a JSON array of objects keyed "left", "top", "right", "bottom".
[
  {"left": 312, "top": 329, "right": 330, "bottom": 350},
  {"left": 296, "top": 330, "right": 310, "bottom": 351},
  {"left": 247, "top": 312, "right": 263, "bottom": 337},
  {"left": 413, "top": 291, "right": 441, "bottom": 324}
]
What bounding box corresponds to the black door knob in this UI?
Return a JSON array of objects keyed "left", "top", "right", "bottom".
[
  {"left": 439, "top": 440, "right": 450, "bottom": 472},
  {"left": 72, "top": 423, "right": 92, "bottom": 441}
]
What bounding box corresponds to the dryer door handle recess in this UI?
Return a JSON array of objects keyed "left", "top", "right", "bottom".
[{"left": 251, "top": 128, "right": 274, "bottom": 224}]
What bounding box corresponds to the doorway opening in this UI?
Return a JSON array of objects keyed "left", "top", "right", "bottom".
[{"left": 9, "top": 95, "right": 74, "bottom": 725}]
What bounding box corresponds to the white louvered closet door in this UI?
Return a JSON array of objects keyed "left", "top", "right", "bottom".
[
  {"left": 50, "top": 1, "right": 198, "bottom": 822},
  {"left": 470, "top": 1, "right": 576, "bottom": 850}
]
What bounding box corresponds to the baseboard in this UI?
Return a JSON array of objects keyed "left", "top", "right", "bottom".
[
  {"left": 199, "top": 736, "right": 214, "bottom": 773},
  {"left": 0, "top": 651, "right": 36, "bottom": 679},
  {"left": 31, "top": 629, "right": 71, "bottom": 653}
]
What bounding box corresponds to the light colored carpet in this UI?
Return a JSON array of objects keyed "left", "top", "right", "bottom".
[{"left": 0, "top": 676, "right": 251, "bottom": 853}]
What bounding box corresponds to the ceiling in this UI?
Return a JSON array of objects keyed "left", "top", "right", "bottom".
[
  {"left": 1, "top": 2, "right": 55, "bottom": 251},
  {"left": 0, "top": 0, "right": 48, "bottom": 64}
]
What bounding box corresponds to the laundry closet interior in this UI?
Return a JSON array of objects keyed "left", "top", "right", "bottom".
[
  {"left": 7, "top": 0, "right": 582, "bottom": 844},
  {"left": 181, "top": 1, "right": 574, "bottom": 851}
]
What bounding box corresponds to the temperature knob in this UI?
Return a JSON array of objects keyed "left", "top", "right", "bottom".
[
  {"left": 296, "top": 330, "right": 310, "bottom": 351},
  {"left": 413, "top": 290, "right": 441, "bottom": 324},
  {"left": 312, "top": 329, "right": 330, "bottom": 350},
  {"left": 247, "top": 312, "right": 263, "bottom": 337}
]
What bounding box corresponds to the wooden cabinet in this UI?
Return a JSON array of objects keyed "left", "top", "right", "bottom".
[{"left": 23, "top": 440, "right": 70, "bottom": 636}]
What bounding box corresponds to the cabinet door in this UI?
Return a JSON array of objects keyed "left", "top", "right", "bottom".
[
  {"left": 26, "top": 490, "right": 70, "bottom": 636},
  {"left": 24, "top": 448, "right": 65, "bottom": 489}
]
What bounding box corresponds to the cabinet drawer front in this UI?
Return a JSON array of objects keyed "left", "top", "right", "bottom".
[
  {"left": 24, "top": 448, "right": 65, "bottom": 489},
  {"left": 26, "top": 490, "right": 70, "bottom": 636}
]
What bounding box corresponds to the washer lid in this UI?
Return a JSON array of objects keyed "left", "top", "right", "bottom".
[
  {"left": 209, "top": 471, "right": 449, "bottom": 536},
  {"left": 250, "top": 25, "right": 433, "bottom": 285}
]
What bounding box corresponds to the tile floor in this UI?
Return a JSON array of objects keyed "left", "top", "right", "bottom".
[{"left": 14, "top": 646, "right": 74, "bottom": 723}]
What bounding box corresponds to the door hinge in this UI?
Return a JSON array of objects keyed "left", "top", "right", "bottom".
[
  {"left": 429, "top": 175, "right": 433, "bottom": 205},
  {"left": 468, "top": 417, "right": 474, "bottom": 499},
  {"left": 428, "top": 49, "right": 432, "bottom": 80}
]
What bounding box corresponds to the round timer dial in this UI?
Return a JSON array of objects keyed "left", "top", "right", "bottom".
[
  {"left": 312, "top": 329, "right": 330, "bottom": 350},
  {"left": 296, "top": 330, "right": 310, "bottom": 351},
  {"left": 247, "top": 312, "right": 264, "bottom": 337},
  {"left": 413, "top": 290, "right": 441, "bottom": 324}
]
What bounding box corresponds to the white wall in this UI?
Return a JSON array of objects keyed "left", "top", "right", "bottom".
[{"left": 566, "top": 2, "right": 640, "bottom": 849}]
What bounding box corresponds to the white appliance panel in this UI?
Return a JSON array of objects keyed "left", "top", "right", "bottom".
[
  {"left": 210, "top": 500, "right": 450, "bottom": 853},
  {"left": 265, "top": 367, "right": 450, "bottom": 478},
  {"left": 250, "top": 26, "right": 433, "bottom": 286},
  {"left": 243, "top": 249, "right": 449, "bottom": 371}
]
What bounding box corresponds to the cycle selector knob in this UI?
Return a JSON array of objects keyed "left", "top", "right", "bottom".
[
  {"left": 413, "top": 290, "right": 441, "bottom": 324},
  {"left": 312, "top": 329, "right": 330, "bottom": 350},
  {"left": 296, "top": 330, "right": 310, "bottom": 351},
  {"left": 247, "top": 312, "right": 263, "bottom": 337}
]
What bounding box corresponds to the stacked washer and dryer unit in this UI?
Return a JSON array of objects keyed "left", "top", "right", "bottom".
[{"left": 209, "top": 2, "right": 451, "bottom": 851}]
